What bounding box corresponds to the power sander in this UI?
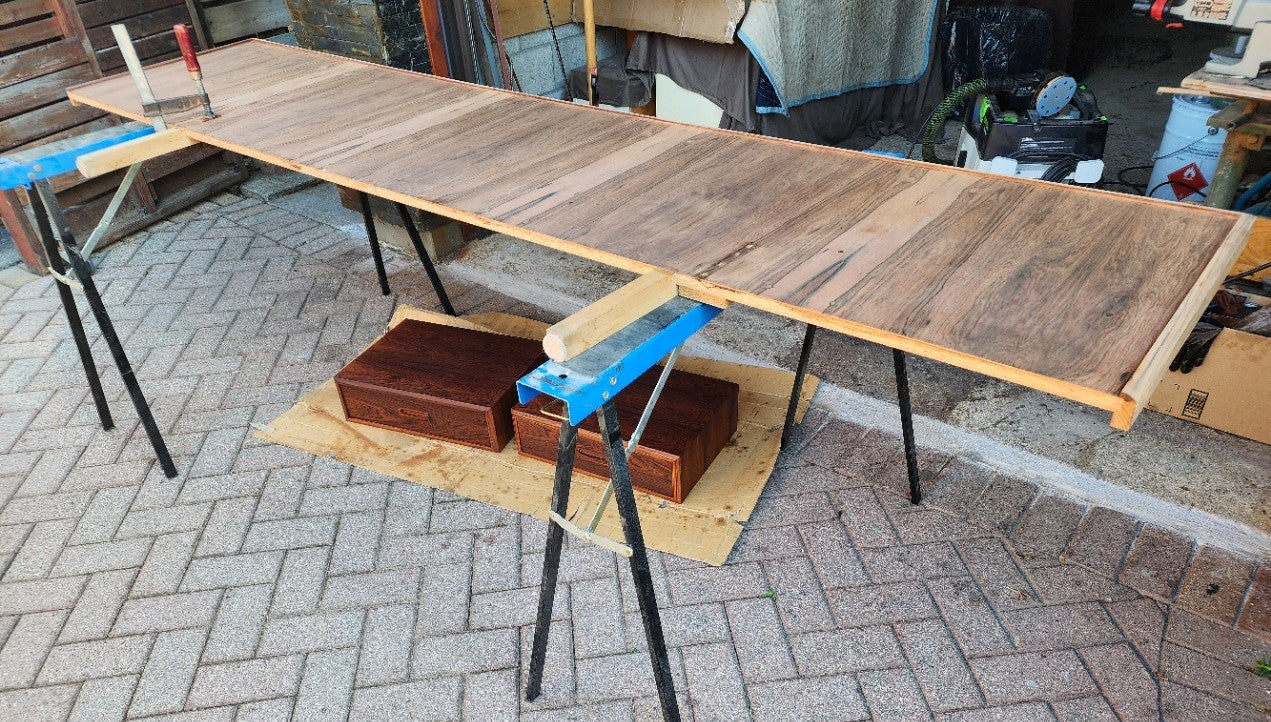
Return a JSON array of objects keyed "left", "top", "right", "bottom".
[{"left": 923, "top": 72, "right": 1108, "bottom": 184}]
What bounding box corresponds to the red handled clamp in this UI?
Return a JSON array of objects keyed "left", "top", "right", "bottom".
[{"left": 174, "top": 24, "right": 216, "bottom": 119}]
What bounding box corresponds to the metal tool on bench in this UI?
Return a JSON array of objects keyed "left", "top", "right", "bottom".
[
  {"left": 64, "top": 23, "right": 211, "bottom": 259},
  {"left": 116, "top": 23, "right": 217, "bottom": 121},
  {"left": 1136, "top": 0, "right": 1271, "bottom": 78}
]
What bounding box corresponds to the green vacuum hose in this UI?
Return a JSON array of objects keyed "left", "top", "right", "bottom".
[{"left": 921, "top": 78, "right": 1009, "bottom": 165}]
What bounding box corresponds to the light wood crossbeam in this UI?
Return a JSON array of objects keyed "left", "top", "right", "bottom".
[
  {"left": 543, "top": 270, "right": 677, "bottom": 362},
  {"left": 75, "top": 128, "right": 197, "bottom": 178}
]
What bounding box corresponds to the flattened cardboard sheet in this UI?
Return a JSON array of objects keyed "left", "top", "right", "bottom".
[
  {"left": 256, "top": 307, "right": 817, "bottom": 565},
  {"left": 1148, "top": 328, "right": 1271, "bottom": 445},
  {"left": 575, "top": 0, "right": 745, "bottom": 44}
]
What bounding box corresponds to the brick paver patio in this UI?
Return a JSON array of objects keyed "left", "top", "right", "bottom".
[{"left": 0, "top": 193, "right": 1267, "bottom": 720}]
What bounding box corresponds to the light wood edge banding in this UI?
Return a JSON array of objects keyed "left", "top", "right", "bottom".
[{"left": 1111, "top": 213, "right": 1256, "bottom": 430}]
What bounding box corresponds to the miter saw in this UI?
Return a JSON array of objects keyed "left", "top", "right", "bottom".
[{"left": 1135, "top": 0, "right": 1271, "bottom": 78}]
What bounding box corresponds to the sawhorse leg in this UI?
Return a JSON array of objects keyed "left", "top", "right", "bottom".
[
  {"left": 357, "top": 191, "right": 392, "bottom": 296},
  {"left": 393, "top": 202, "right": 456, "bottom": 316},
  {"left": 355, "top": 192, "right": 458, "bottom": 315},
  {"left": 892, "top": 349, "right": 921, "bottom": 504},
  {"left": 779, "top": 327, "right": 922, "bottom": 504},
  {"left": 780, "top": 323, "right": 817, "bottom": 448},
  {"left": 30, "top": 182, "right": 178, "bottom": 479},
  {"left": 30, "top": 186, "right": 113, "bottom": 431},
  {"left": 526, "top": 403, "right": 681, "bottom": 721}
]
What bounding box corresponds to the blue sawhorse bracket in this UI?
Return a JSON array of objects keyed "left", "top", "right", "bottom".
[
  {"left": 521, "top": 295, "right": 723, "bottom": 722},
  {"left": 516, "top": 296, "right": 722, "bottom": 423},
  {"left": 0, "top": 125, "right": 154, "bottom": 191}
]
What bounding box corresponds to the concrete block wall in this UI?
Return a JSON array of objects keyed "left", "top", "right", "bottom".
[{"left": 504, "top": 23, "right": 622, "bottom": 99}]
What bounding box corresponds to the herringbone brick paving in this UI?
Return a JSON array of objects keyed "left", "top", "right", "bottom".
[{"left": 0, "top": 193, "right": 1267, "bottom": 720}]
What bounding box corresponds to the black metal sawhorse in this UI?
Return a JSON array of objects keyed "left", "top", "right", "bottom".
[
  {"left": 515, "top": 296, "right": 929, "bottom": 721},
  {"left": 27, "top": 181, "right": 178, "bottom": 478},
  {"left": 517, "top": 295, "right": 723, "bottom": 721},
  {"left": 780, "top": 324, "right": 924, "bottom": 504},
  {"left": 355, "top": 191, "right": 456, "bottom": 316}
]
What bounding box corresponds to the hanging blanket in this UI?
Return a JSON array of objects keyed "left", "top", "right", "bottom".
[{"left": 738, "top": 0, "right": 942, "bottom": 115}]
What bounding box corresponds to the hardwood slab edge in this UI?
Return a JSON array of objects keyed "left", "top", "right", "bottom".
[
  {"left": 1112, "top": 213, "right": 1256, "bottom": 431},
  {"left": 673, "top": 275, "right": 1129, "bottom": 415},
  {"left": 50, "top": 98, "right": 1137, "bottom": 424}
]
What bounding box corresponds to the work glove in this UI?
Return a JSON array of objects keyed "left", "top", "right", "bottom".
[{"left": 1169, "top": 323, "right": 1220, "bottom": 374}]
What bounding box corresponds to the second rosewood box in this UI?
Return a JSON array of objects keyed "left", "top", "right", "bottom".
[
  {"left": 512, "top": 367, "right": 739, "bottom": 503},
  {"left": 334, "top": 320, "right": 546, "bottom": 451}
]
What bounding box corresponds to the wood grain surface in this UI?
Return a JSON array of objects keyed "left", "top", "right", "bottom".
[
  {"left": 334, "top": 320, "right": 545, "bottom": 450},
  {"left": 66, "top": 41, "right": 1259, "bottom": 429},
  {"left": 512, "top": 365, "right": 740, "bottom": 502}
]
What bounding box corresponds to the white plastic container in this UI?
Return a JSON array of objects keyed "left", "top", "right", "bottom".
[{"left": 1146, "top": 95, "right": 1230, "bottom": 202}]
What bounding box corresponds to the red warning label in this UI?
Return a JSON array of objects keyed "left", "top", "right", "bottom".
[{"left": 1167, "top": 163, "right": 1208, "bottom": 200}]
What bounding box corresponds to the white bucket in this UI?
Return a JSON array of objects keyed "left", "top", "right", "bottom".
[{"left": 1147, "top": 95, "right": 1229, "bottom": 202}]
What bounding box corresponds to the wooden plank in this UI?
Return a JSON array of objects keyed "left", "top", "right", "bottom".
[
  {"left": 49, "top": 0, "right": 101, "bottom": 77},
  {"left": 0, "top": 63, "right": 96, "bottom": 120},
  {"left": 65, "top": 41, "right": 1256, "bottom": 430},
  {"left": 202, "top": 0, "right": 289, "bottom": 43},
  {"left": 139, "top": 140, "right": 222, "bottom": 182},
  {"left": 0, "top": 0, "right": 53, "bottom": 26},
  {"left": 77, "top": 0, "right": 184, "bottom": 28},
  {"left": 1180, "top": 68, "right": 1271, "bottom": 103},
  {"left": 86, "top": 5, "right": 189, "bottom": 48},
  {"left": 419, "top": 0, "right": 449, "bottom": 76},
  {"left": 6, "top": 115, "right": 117, "bottom": 157},
  {"left": 97, "top": 40, "right": 181, "bottom": 74},
  {"left": 0, "top": 188, "right": 47, "bottom": 272},
  {"left": 543, "top": 270, "right": 677, "bottom": 361},
  {"left": 0, "top": 17, "right": 62, "bottom": 53},
  {"left": 0, "top": 98, "right": 103, "bottom": 151},
  {"left": 0, "top": 39, "right": 84, "bottom": 86},
  {"left": 75, "top": 128, "right": 197, "bottom": 177}
]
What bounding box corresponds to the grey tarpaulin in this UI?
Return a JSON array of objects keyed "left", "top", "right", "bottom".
[
  {"left": 627, "top": 30, "right": 945, "bottom": 149},
  {"left": 568, "top": 55, "right": 654, "bottom": 108}
]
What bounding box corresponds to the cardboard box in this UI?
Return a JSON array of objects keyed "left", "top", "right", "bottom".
[
  {"left": 574, "top": 0, "right": 745, "bottom": 44},
  {"left": 1147, "top": 327, "right": 1271, "bottom": 445}
]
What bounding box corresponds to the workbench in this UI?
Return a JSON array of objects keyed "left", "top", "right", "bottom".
[{"left": 66, "top": 40, "right": 1258, "bottom": 432}]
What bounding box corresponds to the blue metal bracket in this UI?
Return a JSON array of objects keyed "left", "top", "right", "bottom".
[
  {"left": 517, "top": 296, "right": 724, "bottom": 426},
  {"left": 0, "top": 126, "right": 155, "bottom": 191}
]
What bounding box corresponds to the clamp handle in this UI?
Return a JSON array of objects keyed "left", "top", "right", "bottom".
[{"left": 174, "top": 24, "right": 200, "bottom": 75}]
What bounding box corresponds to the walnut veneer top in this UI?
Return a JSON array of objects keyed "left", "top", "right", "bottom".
[{"left": 67, "top": 40, "right": 1259, "bottom": 429}]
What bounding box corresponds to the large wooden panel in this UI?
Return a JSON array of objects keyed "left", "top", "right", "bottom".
[{"left": 65, "top": 40, "right": 1258, "bottom": 429}]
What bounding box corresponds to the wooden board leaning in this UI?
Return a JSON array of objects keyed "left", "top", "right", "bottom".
[{"left": 64, "top": 40, "right": 1260, "bottom": 430}]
